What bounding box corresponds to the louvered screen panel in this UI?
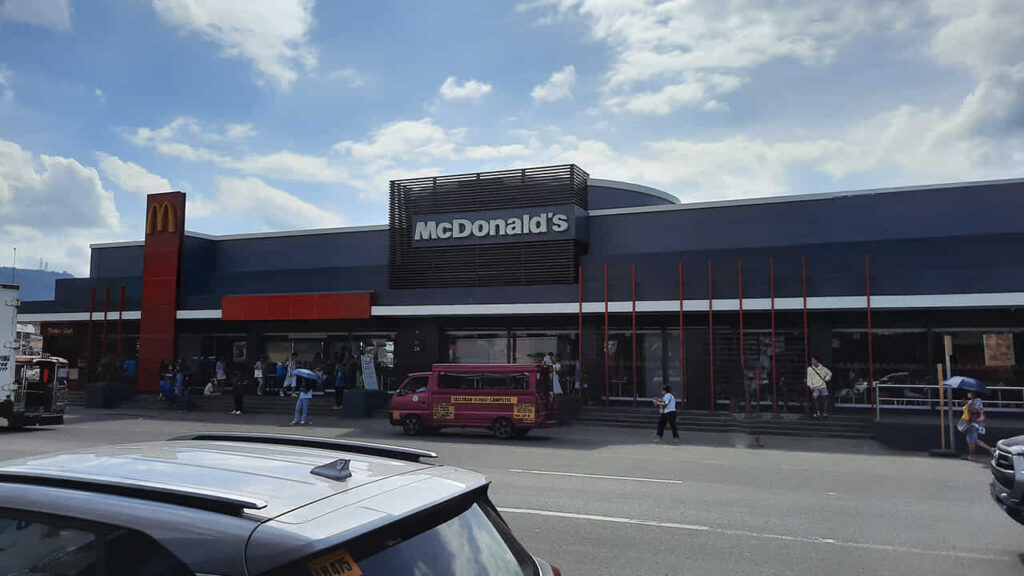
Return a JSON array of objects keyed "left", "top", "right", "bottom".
[{"left": 389, "top": 164, "right": 588, "bottom": 289}]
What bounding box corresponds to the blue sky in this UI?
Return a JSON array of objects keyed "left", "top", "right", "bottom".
[{"left": 0, "top": 0, "right": 1021, "bottom": 276}]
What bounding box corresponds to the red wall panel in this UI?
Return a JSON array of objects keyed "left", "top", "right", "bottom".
[{"left": 221, "top": 292, "right": 374, "bottom": 321}]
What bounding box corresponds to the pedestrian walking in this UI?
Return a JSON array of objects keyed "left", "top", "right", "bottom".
[
  {"left": 552, "top": 354, "right": 563, "bottom": 395},
  {"left": 806, "top": 355, "right": 832, "bottom": 418},
  {"left": 173, "top": 360, "right": 186, "bottom": 409},
  {"left": 653, "top": 384, "right": 679, "bottom": 444},
  {"left": 230, "top": 372, "right": 246, "bottom": 415},
  {"left": 959, "top": 390, "right": 995, "bottom": 461},
  {"left": 291, "top": 377, "right": 314, "bottom": 425},
  {"left": 254, "top": 357, "right": 265, "bottom": 396},
  {"left": 281, "top": 353, "right": 298, "bottom": 397}
]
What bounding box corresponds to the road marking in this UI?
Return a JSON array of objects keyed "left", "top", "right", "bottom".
[
  {"left": 508, "top": 469, "right": 683, "bottom": 484},
  {"left": 498, "top": 507, "right": 1010, "bottom": 562}
]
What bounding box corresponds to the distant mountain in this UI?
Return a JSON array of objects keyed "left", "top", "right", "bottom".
[{"left": 0, "top": 268, "right": 74, "bottom": 301}]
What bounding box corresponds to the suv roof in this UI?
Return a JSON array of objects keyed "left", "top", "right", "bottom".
[
  {"left": 0, "top": 433, "right": 489, "bottom": 574},
  {"left": 0, "top": 433, "right": 444, "bottom": 520}
]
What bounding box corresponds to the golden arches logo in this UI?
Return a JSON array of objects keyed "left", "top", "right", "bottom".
[{"left": 146, "top": 202, "right": 177, "bottom": 234}]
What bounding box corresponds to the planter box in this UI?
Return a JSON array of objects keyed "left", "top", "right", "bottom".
[
  {"left": 342, "top": 389, "right": 389, "bottom": 418},
  {"left": 556, "top": 397, "right": 580, "bottom": 424},
  {"left": 85, "top": 381, "right": 124, "bottom": 409}
]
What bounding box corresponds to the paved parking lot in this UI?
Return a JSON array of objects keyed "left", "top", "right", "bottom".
[{"left": 2, "top": 408, "right": 1020, "bottom": 575}]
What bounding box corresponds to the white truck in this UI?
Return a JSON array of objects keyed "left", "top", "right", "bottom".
[{"left": 1, "top": 284, "right": 66, "bottom": 429}]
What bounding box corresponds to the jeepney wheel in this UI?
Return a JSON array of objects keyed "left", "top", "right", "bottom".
[
  {"left": 402, "top": 415, "right": 423, "bottom": 436},
  {"left": 512, "top": 428, "right": 530, "bottom": 437},
  {"left": 493, "top": 417, "right": 514, "bottom": 440}
]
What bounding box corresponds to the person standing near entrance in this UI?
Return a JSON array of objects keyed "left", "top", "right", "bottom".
[
  {"left": 280, "top": 353, "right": 298, "bottom": 397},
  {"left": 230, "top": 372, "right": 246, "bottom": 415},
  {"left": 215, "top": 358, "right": 227, "bottom": 391},
  {"left": 653, "top": 384, "right": 679, "bottom": 444},
  {"left": 807, "top": 355, "right": 832, "bottom": 418},
  {"left": 253, "top": 357, "right": 265, "bottom": 396}
]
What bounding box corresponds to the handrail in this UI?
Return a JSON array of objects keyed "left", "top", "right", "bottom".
[{"left": 169, "top": 432, "right": 438, "bottom": 463}]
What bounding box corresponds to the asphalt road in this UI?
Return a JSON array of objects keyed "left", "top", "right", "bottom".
[{"left": 2, "top": 408, "right": 1021, "bottom": 576}]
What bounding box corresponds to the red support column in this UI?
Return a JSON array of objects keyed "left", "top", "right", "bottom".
[
  {"left": 739, "top": 259, "right": 745, "bottom": 412},
  {"left": 116, "top": 285, "right": 125, "bottom": 360},
  {"left": 803, "top": 256, "right": 810, "bottom": 413},
  {"left": 84, "top": 287, "right": 96, "bottom": 387},
  {"left": 604, "top": 265, "right": 609, "bottom": 407},
  {"left": 631, "top": 264, "right": 637, "bottom": 408},
  {"left": 678, "top": 262, "right": 685, "bottom": 408},
  {"left": 771, "top": 257, "right": 777, "bottom": 413},
  {"left": 866, "top": 254, "right": 875, "bottom": 415},
  {"left": 708, "top": 260, "right": 714, "bottom": 411},
  {"left": 101, "top": 286, "right": 110, "bottom": 362},
  {"left": 578, "top": 265, "right": 583, "bottom": 402}
]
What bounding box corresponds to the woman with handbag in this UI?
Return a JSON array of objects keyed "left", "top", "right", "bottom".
[{"left": 959, "top": 390, "right": 994, "bottom": 461}]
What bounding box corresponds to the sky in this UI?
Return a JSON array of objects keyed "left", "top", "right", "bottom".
[{"left": 0, "top": 0, "right": 1021, "bottom": 277}]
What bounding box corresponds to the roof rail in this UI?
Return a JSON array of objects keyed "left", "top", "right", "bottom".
[
  {"left": 0, "top": 469, "right": 267, "bottom": 515},
  {"left": 169, "top": 432, "right": 438, "bottom": 463}
]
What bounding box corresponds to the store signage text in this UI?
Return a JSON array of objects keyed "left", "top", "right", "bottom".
[{"left": 411, "top": 204, "right": 582, "bottom": 247}]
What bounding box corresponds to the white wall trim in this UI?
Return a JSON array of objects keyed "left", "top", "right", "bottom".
[
  {"left": 19, "top": 292, "right": 1024, "bottom": 322},
  {"left": 176, "top": 309, "right": 221, "bottom": 319},
  {"left": 371, "top": 292, "right": 1024, "bottom": 316},
  {"left": 89, "top": 240, "right": 145, "bottom": 249}
]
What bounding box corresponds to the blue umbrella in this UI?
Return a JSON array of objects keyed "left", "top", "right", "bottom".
[
  {"left": 942, "top": 376, "right": 989, "bottom": 394},
  {"left": 293, "top": 368, "right": 322, "bottom": 383}
]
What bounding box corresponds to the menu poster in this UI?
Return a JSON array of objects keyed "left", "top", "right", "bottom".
[{"left": 984, "top": 333, "right": 1015, "bottom": 367}]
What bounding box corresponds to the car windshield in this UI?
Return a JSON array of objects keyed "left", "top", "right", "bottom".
[{"left": 265, "top": 497, "right": 536, "bottom": 576}]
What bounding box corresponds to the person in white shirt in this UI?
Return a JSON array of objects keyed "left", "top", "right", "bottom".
[
  {"left": 253, "top": 357, "right": 265, "bottom": 396},
  {"left": 806, "top": 355, "right": 833, "bottom": 418},
  {"left": 551, "top": 354, "right": 563, "bottom": 395},
  {"left": 653, "top": 384, "right": 679, "bottom": 444},
  {"left": 280, "top": 353, "right": 298, "bottom": 397}
]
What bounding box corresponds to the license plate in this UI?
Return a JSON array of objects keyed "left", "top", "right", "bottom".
[{"left": 307, "top": 548, "right": 362, "bottom": 576}]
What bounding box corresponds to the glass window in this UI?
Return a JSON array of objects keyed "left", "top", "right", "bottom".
[
  {"left": 448, "top": 332, "right": 508, "bottom": 364},
  {"left": 0, "top": 510, "right": 193, "bottom": 576},
  {"left": 265, "top": 499, "right": 537, "bottom": 576},
  {"left": 438, "top": 372, "right": 529, "bottom": 391}
]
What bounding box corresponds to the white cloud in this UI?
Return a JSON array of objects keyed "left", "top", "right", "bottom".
[
  {"left": 0, "top": 64, "right": 11, "bottom": 103},
  {"left": 438, "top": 76, "right": 493, "bottom": 100},
  {"left": 0, "top": 0, "right": 71, "bottom": 31},
  {"left": 227, "top": 150, "right": 347, "bottom": 183},
  {"left": 521, "top": 1, "right": 921, "bottom": 114},
  {"left": 531, "top": 65, "right": 575, "bottom": 102},
  {"left": 151, "top": 0, "right": 317, "bottom": 89},
  {"left": 96, "top": 152, "right": 172, "bottom": 195},
  {"left": 0, "top": 138, "right": 120, "bottom": 276},
  {"left": 210, "top": 176, "right": 344, "bottom": 230},
  {"left": 334, "top": 118, "right": 462, "bottom": 162},
  {"left": 127, "top": 116, "right": 344, "bottom": 183},
  {"left": 323, "top": 68, "right": 365, "bottom": 87},
  {"left": 94, "top": 88, "right": 105, "bottom": 103}
]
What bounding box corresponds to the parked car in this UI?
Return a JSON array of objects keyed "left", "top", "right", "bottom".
[
  {"left": 0, "top": 432, "right": 560, "bottom": 575},
  {"left": 991, "top": 435, "right": 1024, "bottom": 525},
  {"left": 389, "top": 363, "right": 559, "bottom": 439}
]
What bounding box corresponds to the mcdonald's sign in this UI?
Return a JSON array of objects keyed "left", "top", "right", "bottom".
[{"left": 146, "top": 201, "right": 178, "bottom": 234}]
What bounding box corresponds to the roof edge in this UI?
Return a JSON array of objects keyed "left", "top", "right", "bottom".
[
  {"left": 588, "top": 178, "right": 680, "bottom": 204},
  {"left": 589, "top": 176, "right": 1024, "bottom": 217}
]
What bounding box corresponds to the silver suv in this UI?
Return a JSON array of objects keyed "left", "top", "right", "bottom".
[
  {"left": 990, "top": 436, "right": 1024, "bottom": 525},
  {"left": 0, "top": 432, "right": 559, "bottom": 575}
]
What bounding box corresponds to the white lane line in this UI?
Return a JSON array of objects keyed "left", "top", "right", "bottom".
[
  {"left": 508, "top": 469, "right": 683, "bottom": 484},
  {"left": 498, "top": 508, "right": 1009, "bottom": 562}
]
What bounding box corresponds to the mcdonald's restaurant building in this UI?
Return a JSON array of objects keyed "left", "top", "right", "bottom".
[{"left": 18, "top": 165, "right": 1024, "bottom": 414}]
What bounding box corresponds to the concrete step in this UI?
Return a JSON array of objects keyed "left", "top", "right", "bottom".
[{"left": 576, "top": 420, "right": 875, "bottom": 439}]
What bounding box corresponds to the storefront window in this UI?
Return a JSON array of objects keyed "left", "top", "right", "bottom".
[
  {"left": 513, "top": 331, "right": 578, "bottom": 395},
  {"left": 448, "top": 332, "right": 509, "bottom": 364},
  {"left": 832, "top": 330, "right": 930, "bottom": 407}
]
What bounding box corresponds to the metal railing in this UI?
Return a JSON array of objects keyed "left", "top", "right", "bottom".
[{"left": 834, "top": 383, "right": 1024, "bottom": 412}]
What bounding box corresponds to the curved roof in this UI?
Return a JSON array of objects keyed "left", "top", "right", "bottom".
[{"left": 588, "top": 178, "right": 680, "bottom": 205}]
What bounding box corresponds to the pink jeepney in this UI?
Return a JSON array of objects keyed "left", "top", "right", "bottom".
[{"left": 389, "top": 364, "right": 557, "bottom": 439}]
